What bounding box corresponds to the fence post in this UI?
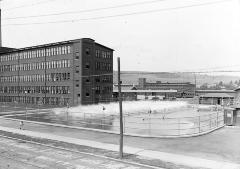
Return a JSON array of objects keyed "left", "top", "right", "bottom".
[
  {"left": 209, "top": 114, "right": 211, "bottom": 129},
  {"left": 123, "top": 116, "right": 126, "bottom": 133},
  {"left": 148, "top": 116, "right": 151, "bottom": 136},
  {"left": 178, "top": 118, "right": 180, "bottom": 136},
  {"left": 103, "top": 113, "right": 105, "bottom": 129},
  {"left": 198, "top": 116, "right": 201, "bottom": 133}
]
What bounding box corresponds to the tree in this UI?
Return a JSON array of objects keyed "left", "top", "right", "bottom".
[
  {"left": 218, "top": 81, "right": 223, "bottom": 86},
  {"left": 200, "top": 83, "right": 208, "bottom": 90}
]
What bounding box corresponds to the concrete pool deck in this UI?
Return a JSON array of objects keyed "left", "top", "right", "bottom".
[{"left": 0, "top": 118, "right": 239, "bottom": 169}]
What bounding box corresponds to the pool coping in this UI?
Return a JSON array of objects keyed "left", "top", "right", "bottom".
[{"left": 0, "top": 116, "right": 225, "bottom": 138}]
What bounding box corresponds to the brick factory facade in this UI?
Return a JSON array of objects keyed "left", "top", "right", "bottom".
[{"left": 0, "top": 38, "right": 113, "bottom": 106}]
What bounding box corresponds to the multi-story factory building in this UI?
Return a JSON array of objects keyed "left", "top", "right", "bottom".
[{"left": 0, "top": 38, "right": 113, "bottom": 106}]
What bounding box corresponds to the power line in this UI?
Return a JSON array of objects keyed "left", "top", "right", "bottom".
[
  {"left": 171, "top": 64, "right": 240, "bottom": 73},
  {"left": 120, "top": 70, "right": 240, "bottom": 74},
  {"left": 3, "top": 0, "right": 167, "bottom": 20},
  {"left": 3, "top": 0, "right": 232, "bottom": 26},
  {"left": 3, "top": 0, "right": 57, "bottom": 11}
]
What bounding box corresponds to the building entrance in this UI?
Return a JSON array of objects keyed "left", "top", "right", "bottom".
[{"left": 236, "top": 110, "right": 240, "bottom": 126}]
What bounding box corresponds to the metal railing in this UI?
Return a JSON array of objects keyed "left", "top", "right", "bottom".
[{"left": 5, "top": 107, "right": 224, "bottom": 137}]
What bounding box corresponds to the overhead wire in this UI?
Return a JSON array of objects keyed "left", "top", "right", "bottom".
[
  {"left": 3, "top": 0, "right": 57, "bottom": 11},
  {"left": 120, "top": 70, "right": 240, "bottom": 74},
  {"left": 3, "top": 0, "right": 167, "bottom": 20},
  {"left": 3, "top": 0, "right": 232, "bottom": 26}
]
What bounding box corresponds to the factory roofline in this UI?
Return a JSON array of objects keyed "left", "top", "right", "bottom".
[
  {"left": 113, "top": 89, "right": 178, "bottom": 93},
  {"left": 0, "top": 47, "right": 16, "bottom": 54},
  {"left": 196, "top": 89, "right": 235, "bottom": 93},
  {"left": 200, "top": 93, "right": 234, "bottom": 98},
  {"left": 144, "top": 82, "right": 195, "bottom": 86},
  {"left": 0, "top": 38, "right": 114, "bottom": 54}
]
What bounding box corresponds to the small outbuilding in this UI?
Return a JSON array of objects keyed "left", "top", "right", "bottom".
[{"left": 199, "top": 93, "right": 234, "bottom": 106}]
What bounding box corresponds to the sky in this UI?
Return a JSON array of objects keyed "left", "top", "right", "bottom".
[{"left": 1, "top": 0, "right": 240, "bottom": 75}]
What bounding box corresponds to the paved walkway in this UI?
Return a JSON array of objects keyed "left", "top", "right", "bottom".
[{"left": 0, "top": 120, "right": 239, "bottom": 169}]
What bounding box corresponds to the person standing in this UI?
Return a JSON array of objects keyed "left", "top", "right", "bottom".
[{"left": 19, "top": 121, "right": 24, "bottom": 130}]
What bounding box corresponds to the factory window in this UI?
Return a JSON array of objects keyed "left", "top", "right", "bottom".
[
  {"left": 56, "top": 47, "right": 59, "bottom": 55},
  {"left": 53, "top": 48, "right": 57, "bottom": 55},
  {"left": 58, "top": 47, "right": 62, "bottom": 55},
  {"left": 62, "top": 46, "right": 67, "bottom": 54},
  {"left": 51, "top": 48, "right": 54, "bottom": 56},
  {"left": 76, "top": 70, "right": 79, "bottom": 73},
  {"left": 56, "top": 60, "right": 61, "bottom": 68},
  {"left": 41, "top": 49, "right": 45, "bottom": 57},
  {"left": 85, "top": 78, "right": 90, "bottom": 83},
  {"left": 77, "top": 94, "right": 80, "bottom": 97},
  {"left": 96, "top": 50, "right": 100, "bottom": 58},
  {"left": 67, "top": 73, "right": 70, "bottom": 80},
  {"left": 86, "top": 48, "right": 90, "bottom": 55},
  {"left": 95, "top": 86, "right": 100, "bottom": 94},
  {"left": 95, "top": 77, "right": 100, "bottom": 82},
  {"left": 85, "top": 62, "right": 90, "bottom": 69},
  {"left": 107, "top": 52, "right": 111, "bottom": 59},
  {"left": 75, "top": 52, "right": 79, "bottom": 59},
  {"left": 85, "top": 93, "right": 90, "bottom": 97},
  {"left": 67, "top": 60, "right": 71, "bottom": 67},
  {"left": 67, "top": 46, "right": 71, "bottom": 54},
  {"left": 76, "top": 84, "right": 79, "bottom": 87}
]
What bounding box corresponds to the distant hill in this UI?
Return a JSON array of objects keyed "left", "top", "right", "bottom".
[{"left": 113, "top": 71, "right": 240, "bottom": 86}]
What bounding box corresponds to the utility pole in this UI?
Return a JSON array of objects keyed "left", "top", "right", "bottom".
[
  {"left": 117, "top": 57, "right": 123, "bottom": 159},
  {"left": 0, "top": 0, "right": 2, "bottom": 47},
  {"left": 0, "top": 8, "right": 2, "bottom": 47},
  {"left": 24, "top": 90, "right": 27, "bottom": 120},
  {"left": 194, "top": 73, "right": 197, "bottom": 97}
]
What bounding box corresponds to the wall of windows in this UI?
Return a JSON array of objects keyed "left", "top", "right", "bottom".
[
  {"left": 0, "top": 45, "right": 71, "bottom": 62},
  {"left": 95, "top": 62, "right": 112, "bottom": 71},
  {"left": 101, "top": 75, "right": 112, "bottom": 83},
  {"left": 0, "top": 59, "right": 71, "bottom": 72},
  {"left": 0, "top": 85, "right": 70, "bottom": 94},
  {"left": 0, "top": 72, "right": 71, "bottom": 83},
  {"left": 95, "top": 50, "right": 111, "bottom": 59},
  {"left": 0, "top": 96, "right": 70, "bottom": 106}
]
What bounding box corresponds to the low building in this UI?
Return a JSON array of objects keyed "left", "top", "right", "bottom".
[
  {"left": 136, "top": 78, "right": 195, "bottom": 98},
  {"left": 232, "top": 88, "right": 240, "bottom": 126},
  {"left": 234, "top": 88, "right": 240, "bottom": 107},
  {"left": 196, "top": 90, "right": 235, "bottom": 97},
  {"left": 199, "top": 93, "right": 234, "bottom": 106},
  {"left": 113, "top": 87, "right": 177, "bottom": 101}
]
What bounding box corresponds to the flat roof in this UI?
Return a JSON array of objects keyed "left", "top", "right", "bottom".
[
  {"left": 200, "top": 93, "right": 234, "bottom": 98},
  {"left": 196, "top": 90, "right": 235, "bottom": 93},
  {"left": 0, "top": 38, "right": 114, "bottom": 54},
  {"left": 145, "top": 83, "right": 195, "bottom": 86},
  {"left": 113, "top": 89, "right": 178, "bottom": 93},
  {"left": 0, "top": 47, "right": 16, "bottom": 54}
]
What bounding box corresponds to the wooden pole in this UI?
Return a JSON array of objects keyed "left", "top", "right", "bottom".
[
  {"left": 117, "top": 57, "right": 123, "bottom": 159},
  {"left": 0, "top": 9, "right": 2, "bottom": 47}
]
